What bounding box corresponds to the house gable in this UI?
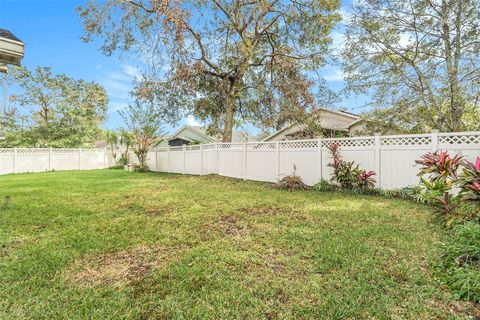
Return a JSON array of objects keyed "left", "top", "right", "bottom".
[
  {"left": 263, "top": 109, "right": 359, "bottom": 141},
  {"left": 169, "top": 126, "right": 216, "bottom": 145}
]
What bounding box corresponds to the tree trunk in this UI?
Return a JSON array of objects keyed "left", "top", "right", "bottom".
[
  {"left": 222, "top": 95, "right": 235, "bottom": 142},
  {"left": 441, "top": 0, "right": 464, "bottom": 132}
]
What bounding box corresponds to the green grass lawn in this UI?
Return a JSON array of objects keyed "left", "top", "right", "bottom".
[{"left": 0, "top": 170, "right": 477, "bottom": 319}]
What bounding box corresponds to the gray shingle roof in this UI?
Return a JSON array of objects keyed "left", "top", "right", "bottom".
[{"left": 0, "top": 29, "right": 23, "bottom": 43}]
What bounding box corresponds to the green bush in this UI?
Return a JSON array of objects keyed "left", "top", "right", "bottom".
[
  {"left": 327, "top": 143, "right": 376, "bottom": 191},
  {"left": 313, "top": 179, "right": 338, "bottom": 192},
  {"left": 416, "top": 152, "right": 480, "bottom": 224},
  {"left": 438, "top": 222, "right": 480, "bottom": 302}
]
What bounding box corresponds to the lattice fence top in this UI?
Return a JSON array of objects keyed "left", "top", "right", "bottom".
[
  {"left": 381, "top": 135, "right": 431, "bottom": 147},
  {"left": 186, "top": 145, "right": 201, "bottom": 151},
  {"left": 280, "top": 140, "right": 319, "bottom": 150},
  {"left": 217, "top": 143, "right": 245, "bottom": 150},
  {"left": 321, "top": 138, "right": 374, "bottom": 148},
  {"left": 0, "top": 132, "right": 478, "bottom": 157},
  {"left": 0, "top": 148, "right": 105, "bottom": 154},
  {"left": 439, "top": 133, "right": 480, "bottom": 145},
  {"left": 247, "top": 142, "right": 277, "bottom": 151},
  {"left": 202, "top": 144, "right": 216, "bottom": 151}
]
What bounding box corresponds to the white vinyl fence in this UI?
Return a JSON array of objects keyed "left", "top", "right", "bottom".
[
  {"left": 1, "top": 132, "right": 479, "bottom": 190},
  {"left": 0, "top": 148, "right": 114, "bottom": 175},
  {"left": 147, "top": 131, "right": 480, "bottom": 190}
]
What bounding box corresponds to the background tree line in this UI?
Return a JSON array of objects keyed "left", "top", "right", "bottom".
[
  {"left": 0, "top": 66, "right": 109, "bottom": 147},
  {"left": 2, "top": 0, "right": 479, "bottom": 151},
  {"left": 77, "top": 0, "right": 480, "bottom": 138}
]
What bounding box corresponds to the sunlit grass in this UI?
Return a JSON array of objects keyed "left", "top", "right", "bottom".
[{"left": 0, "top": 170, "right": 474, "bottom": 319}]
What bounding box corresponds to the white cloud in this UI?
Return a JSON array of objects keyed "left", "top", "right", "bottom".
[
  {"left": 98, "top": 64, "right": 145, "bottom": 104},
  {"left": 338, "top": 7, "right": 354, "bottom": 25},
  {"left": 186, "top": 115, "right": 202, "bottom": 127},
  {"left": 330, "top": 31, "right": 346, "bottom": 53},
  {"left": 324, "top": 68, "right": 345, "bottom": 82},
  {"left": 398, "top": 34, "right": 412, "bottom": 48},
  {"left": 122, "top": 64, "right": 142, "bottom": 81}
]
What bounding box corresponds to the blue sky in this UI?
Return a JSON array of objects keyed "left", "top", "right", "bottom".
[{"left": 0, "top": 0, "right": 368, "bottom": 135}]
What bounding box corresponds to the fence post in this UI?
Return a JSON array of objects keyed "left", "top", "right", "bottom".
[
  {"left": 103, "top": 147, "right": 107, "bottom": 168},
  {"left": 167, "top": 146, "right": 171, "bottom": 173},
  {"left": 182, "top": 145, "right": 186, "bottom": 175},
  {"left": 431, "top": 129, "right": 439, "bottom": 152},
  {"left": 215, "top": 143, "right": 219, "bottom": 174},
  {"left": 275, "top": 141, "right": 280, "bottom": 178},
  {"left": 48, "top": 147, "right": 52, "bottom": 171},
  {"left": 243, "top": 143, "right": 247, "bottom": 181},
  {"left": 200, "top": 144, "right": 203, "bottom": 175},
  {"left": 13, "top": 147, "right": 17, "bottom": 174},
  {"left": 78, "top": 148, "right": 82, "bottom": 170},
  {"left": 155, "top": 146, "right": 158, "bottom": 171},
  {"left": 318, "top": 139, "right": 322, "bottom": 181},
  {"left": 374, "top": 133, "right": 381, "bottom": 188}
]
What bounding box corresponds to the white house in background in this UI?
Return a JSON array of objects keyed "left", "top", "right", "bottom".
[
  {"left": 0, "top": 29, "right": 24, "bottom": 73},
  {"left": 262, "top": 108, "right": 368, "bottom": 141},
  {"left": 158, "top": 125, "right": 257, "bottom": 147}
]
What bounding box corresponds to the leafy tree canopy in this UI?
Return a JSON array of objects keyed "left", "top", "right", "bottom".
[
  {"left": 343, "top": 0, "right": 480, "bottom": 132},
  {"left": 1, "top": 66, "right": 109, "bottom": 148},
  {"left": 78, "top": 0, "right": 341, "bottom": 141}
]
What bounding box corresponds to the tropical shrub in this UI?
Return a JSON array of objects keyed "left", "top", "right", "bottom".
[
  {"left": 415, "top": 152, "right": 480, "bottom": 224},
  {"left": 327, "top": 143, "right": 376, "bottom": 191},
  {"left": 458, "top": 157, "right": 480, "bottom": 202},
  {"left": 416, "top": 151, "right": 463, "bottom": 182},
  {"left": 437, "top": 222, "right": 480, "bottom": 302}
]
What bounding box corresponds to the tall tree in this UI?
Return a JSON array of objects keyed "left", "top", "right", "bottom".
[
  {"left": 343, "top": 0, "right": 480, "bottom": 132},
  {"left": 7, "top": 66, "right": 109, "bottom": 147},
  {"left": 78, "top": 0, "right": 340, "bottom": 141}
]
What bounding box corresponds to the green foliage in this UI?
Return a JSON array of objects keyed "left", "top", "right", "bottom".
[
  {"left": 119, "top": 100, "right": 164, "bottom": 170},
  {"left": 0, "top": 66, "right": 108, "bottom": 147},
  {"left": 327, "top": 143, "right": 376, "bottom": 191},
  {"left": 343, "top": 0, "right": 480, "bottom": 132},
  {"left": 416, "top": 152, "right": 480, "bottom": 224},
  {"left": 78, "top": 0, "right": 341, "bottom": 140},
  {"left": 437, "top": 222, "right": 480, "bottom": 303},
  {"left": 0, "top": 170, "right": 472, "bottom": 318},
  {"left": 457, "top": 157, "right": 480, "bottom": 202},
  {"left": 313, "top": 179, "right": 338, "bottom": 192},
  {"left": 105, "top": 129, "right": 119, "bottom": 161}
]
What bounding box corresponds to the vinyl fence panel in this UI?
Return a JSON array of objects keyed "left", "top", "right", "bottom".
[
  {"left": 0, "top": 148, "right": 111, "bottom": 175},
  {"left": 1, "top": 132, "right": 479, "bottom": 190},
  {"left": 152, "top": 131, "right": 480, "bottom": 190}
]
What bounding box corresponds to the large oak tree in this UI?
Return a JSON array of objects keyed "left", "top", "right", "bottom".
[
  {"left": 78, "top": 0, "right": 340, "bottom": 141},
  {"left": 343, "top": 0, "right": 480, "bottom": 132}
]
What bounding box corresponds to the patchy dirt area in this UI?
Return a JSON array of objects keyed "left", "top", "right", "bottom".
[
  {"left": 65, "top": 245, "right": 185, "bottom": 287},
  {"left": 240, "top": 205, "right": 301, "bottom": 216},
  {"left": 219, "top": 215, "right": 250, "bottom": 236}
]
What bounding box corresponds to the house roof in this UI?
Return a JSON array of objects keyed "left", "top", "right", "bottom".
[
  {"left": 0, "top": 29, "right": 23, "bottom": 43},
  {"left": 167, "top": 125, "right": 217, "bottom": 142},
  {"left": 0, "top": 28, "right": 25, "bottom": 68},
  {"left": 163, "top": 125, "right": 258, "bottom": 143},
  {"left": 262, "top": 108, "right": 360, "bottom": 141}
]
